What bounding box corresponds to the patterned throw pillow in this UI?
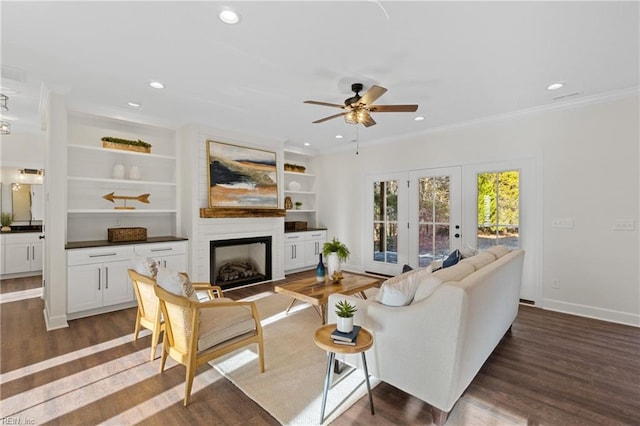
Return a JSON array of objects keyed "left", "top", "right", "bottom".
[
  {"left": 132, "top": 254, "right": 158, "bottom": 278},
  {"left": 156, "top": 266, "right": 198, "bottom": 301}
]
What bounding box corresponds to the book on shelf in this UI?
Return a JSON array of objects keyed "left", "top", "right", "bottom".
[
  {"left": 332, "top": 339, "right": 356, "bottom": 346},
  {"left": 331, "top": 325, "right": 361, "bottom": 343}
]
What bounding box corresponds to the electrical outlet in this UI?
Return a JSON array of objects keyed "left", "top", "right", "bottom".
[
  {"left": 613, "top": 219, "right": 635, "bottom": 231},
  {"left": 551, "top": 279, "right": 560, "bottom": 289},
  {"left": 551, "top": 218, "right": 573, "bottom": 229}
]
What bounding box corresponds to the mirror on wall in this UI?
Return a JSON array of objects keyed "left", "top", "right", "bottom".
[{"left": 10, "top": 183, "right": 43, "bottom": 222}]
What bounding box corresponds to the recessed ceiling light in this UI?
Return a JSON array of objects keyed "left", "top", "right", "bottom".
[
  {"left": 547, "top": 82, "right": 564, "bottom": 91},
  {"left": 219, "top": 9, "right": 240, "bottom": 24},
  {"left": 303, "top": 142, "right": 310, "bottom": 146},
  {"left": 149, "top": 81, "right": 165, "bottom": 89},
  {"left": 414, "top": 116, "right": 425, "bottom": 121},
  {"left": 335, "top": 135, "right": 343, "bottom": 139},
  {"left": 127, "top": 101, "right": 142, "bottom": 108}
]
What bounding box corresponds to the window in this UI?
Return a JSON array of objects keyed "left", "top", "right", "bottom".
[
  {"left": 372, "top": 180, "right": 399, "bottom": 264},
  {"left": 477, "top": 171, "right": 519, "bottom": 249}
]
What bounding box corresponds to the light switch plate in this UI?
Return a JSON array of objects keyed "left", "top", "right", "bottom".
[{"left": 552, "top": 218, "right": 574, "bottom": 229}]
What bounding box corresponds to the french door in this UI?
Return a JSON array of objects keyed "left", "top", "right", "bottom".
[{"left": 364, "top": 167, "right": 461, "bottom": 275}]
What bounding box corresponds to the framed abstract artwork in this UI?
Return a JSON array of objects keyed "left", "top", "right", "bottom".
[{"left": 207, "top": 140, "right": 279, "bottom": 209}]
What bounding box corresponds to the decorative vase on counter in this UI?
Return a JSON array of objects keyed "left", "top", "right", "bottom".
[
  {"left": 327, "top": 252, "right": 340, "bottom": 278},
  {"left": 112, "top": 161, "right": 126, "bottom": 179},
  {"left": 316, "top": 253, "right": 326, "bottom": 282}
]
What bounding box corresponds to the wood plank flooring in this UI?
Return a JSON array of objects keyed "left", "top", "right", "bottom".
[{"left": 1, "top": 273, "right": 639, "bottom": 425}]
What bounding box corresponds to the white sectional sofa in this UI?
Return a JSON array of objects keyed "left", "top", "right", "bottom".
[{"left": 327, "top": 246, "right": 525, "bottom": 425}]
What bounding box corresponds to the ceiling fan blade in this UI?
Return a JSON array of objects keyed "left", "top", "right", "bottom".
[
  {"left": 358, "top": 85, "right": 387, "bottom": 106},
  {"left": 312, "top": 112, "right": 347, "bottom": 124},
  {"left": 361, "top": 112, "right": 377, "bottom": 127},
  {"left": 369, "top": 104, "right": 419, "bottom": 112},
  {"left": 304, "top": 100, "right": 345, "bottom": 109}
]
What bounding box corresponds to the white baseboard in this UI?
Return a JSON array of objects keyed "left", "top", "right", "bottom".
[
  {"left": 543, "top": 298, "right": 640, "bottom": 327},
  {"left": 43, "top": 305, "right": 69, "bottom": 330}
]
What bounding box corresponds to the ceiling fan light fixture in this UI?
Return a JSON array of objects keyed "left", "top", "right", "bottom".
[{"left": 344, "top": 110, "right": 358, "bottom": 125}]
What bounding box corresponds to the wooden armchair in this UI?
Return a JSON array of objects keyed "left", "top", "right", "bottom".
[
  {"left": 153, "top": 283, "right": 265, "bottom": 406},
  {"left": 128, "top": 269, "right": 223, "bottom": 361}
]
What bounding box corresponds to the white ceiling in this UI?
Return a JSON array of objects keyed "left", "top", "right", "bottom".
[{"left": 1, "top": 1, "right": 638, "bottom": 153}]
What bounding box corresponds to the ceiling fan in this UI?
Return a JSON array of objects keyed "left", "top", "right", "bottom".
[{"left": 304, "top": 83, "right": 419, "bottom": 127}]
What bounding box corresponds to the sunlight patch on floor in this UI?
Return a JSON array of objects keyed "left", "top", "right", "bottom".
[
  {"left": 98, "top": 368, "right": 222, "bottom": 425},
  {"left": 261, "top": 300, "right": 312, "bottom": 327},
  {"left": 0, "top": 330, "right": 151, "bottom": 384},
  {"left": 0, "top": 287, "right": 42, "bottom": 304},
  {"left": 2, "top": 347, "right": 153, "bottom": 420}
]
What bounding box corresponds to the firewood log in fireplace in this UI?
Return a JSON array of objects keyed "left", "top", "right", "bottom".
[{"left": 218, "top": 262, "right": 259, "bottom": 282}]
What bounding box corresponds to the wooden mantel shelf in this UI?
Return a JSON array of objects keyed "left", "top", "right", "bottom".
[{"left": 200, "top": 208, "right": 286, "bottom": 218}]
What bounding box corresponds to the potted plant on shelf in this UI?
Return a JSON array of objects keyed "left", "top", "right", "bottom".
[
  {"left": 322, "top": 237, "right": 350, "bottom": 278},
  {"left": 335, "top": 299, "right": 357, "bottom": 333},
  {"left": 294, "top": 201, "right": 303, "bottom": 210},
  {"left": 1, "top": 212, "right": 14, "bottom": 231},
  {"left": 101, "top": 136, "right": 152, "bottom": 153}
]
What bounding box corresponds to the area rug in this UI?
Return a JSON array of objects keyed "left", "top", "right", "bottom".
[{"left": 209, "top": 291, "right": 379, "bottom": 425}]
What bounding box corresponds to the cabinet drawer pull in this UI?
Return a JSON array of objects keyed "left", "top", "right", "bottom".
[
  {"left": 151, "top": 248, "right": 172, "bottom": 252},
  {"left": 89, "top": 253, "right": 118, "bottom": 258},
  {"left": 98, "top": 268, "right": 101, "bottom": 290},
  {"left": 105, "top": 267, "right": 109, "bottom": 289},
  {"left": 27, "top": 247, "right": 30, "bottom": 260}
]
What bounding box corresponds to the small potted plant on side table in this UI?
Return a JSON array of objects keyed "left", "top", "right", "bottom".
[{"left": 335, "top": 299, "right": 357, "bottom": 333}]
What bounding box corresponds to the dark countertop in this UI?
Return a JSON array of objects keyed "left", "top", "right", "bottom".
[
  {"left": 284, "top": 227, "right": 327, "bottom": 233},
  {"left": 0, "top": 225, "right": 43, "bottom": 234},
  {"left": 66, "top": 236, "right": 188, "bottom": 250}
]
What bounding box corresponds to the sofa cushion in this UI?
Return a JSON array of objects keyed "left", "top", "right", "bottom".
[
  {"left": 486, "top": 245, "right": 510, "bottom": 258},
  {"left": 412, "top": 275, "right": 444, "bottom": 303},
  {"left": 131, "top": 254, "right": 158, "bottom": 278},
  {"left": 197, "top": 301, "right": 255, "bottom": 351},
  {"left": 432, "top": 261, "right": 475, "bottom": 283},
  {"left": 375, "top": 266, "right": 432, "bottom": 306},
  {"left": 460, "top": 252, "right": 496, "bottom": 271},
  {"left": 156, "top": 267, "right": 198, "bottom": 302}
]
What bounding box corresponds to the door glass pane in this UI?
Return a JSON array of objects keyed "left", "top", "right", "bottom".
[
  {"left": 418, "top": 176, "right": 451, "bottom": 267},
  {"left": 372, "top": 180, "right": 398, "bottom": 264},
  {"left": 477, "top": 171, "right": 519, "bottom": 250}
]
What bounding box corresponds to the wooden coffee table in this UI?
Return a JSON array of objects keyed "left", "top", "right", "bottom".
[{"left": 274, "top": 273, "right": 379, "bottom": 323}]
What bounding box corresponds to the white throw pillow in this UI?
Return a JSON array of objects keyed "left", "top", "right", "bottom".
[
  {"left": 374, "top": 265, "right": 433, "bottom": 306},
  {"left": 131, "top": 254, "right": 158, "bottom": 278},
  {"left": 460, "top": 252, "right": 496, "bottom": 271},
  {"left": 156, "top": 266, "right": 198, "bottom": 301},
  {"left": 460, "top": 244, "right": 479, "bottom": 259}
]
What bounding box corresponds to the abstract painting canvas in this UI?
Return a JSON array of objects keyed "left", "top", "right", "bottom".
[{"left": 207, "top": 140, "right": 278, "bottom": 208}]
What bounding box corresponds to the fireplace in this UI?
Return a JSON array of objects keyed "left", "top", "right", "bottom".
[{"left": 210, "top": 236, "right": 272, "bottom": 289}]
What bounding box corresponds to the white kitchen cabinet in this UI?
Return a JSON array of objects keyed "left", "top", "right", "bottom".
[
  {"left": 304, "top": 230, "right": 327, "bottom": 266},
  {"left": 2, "top": 233, "right": 43, "bottom": 275},
  {"left": 67, "top": 246, "right": 135, "bottom": 316},
  {"left": 134, "top": 241, "right": 186, "bottom": 272},
  {"left": 284, "top": 232, "right": 305, "bottom": 271},
  {"left": 284, "top": 230, "right": 327, "bottom": 273}
]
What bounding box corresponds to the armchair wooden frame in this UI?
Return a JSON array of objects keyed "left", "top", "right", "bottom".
[
  {"left": 153, "top": 284, "right": 265, "bottom": 406},
  {"left": 128, "top": 269, "right": 223, "bottom": 361}
]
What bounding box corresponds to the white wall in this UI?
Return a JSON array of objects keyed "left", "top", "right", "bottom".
[{"left": 313, "top": 94, "right": 639, "bottom": 326}]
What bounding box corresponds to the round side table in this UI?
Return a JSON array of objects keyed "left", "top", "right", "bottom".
[{"left": 314, "top": 324, "right": 375, "bottom": 423}]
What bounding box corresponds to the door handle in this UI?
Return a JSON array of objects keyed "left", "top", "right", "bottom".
[
  {"left": 105, "top": 267, "right": 109, "bottom": 289},
  {"left": 98, "top": 267, "right": 101, "bottom": 290},
  {"left": 454, "top": 233, "right": 460, "bottom": 238},
  {"left": 39, "top": 235, "right": 45, "bottom": 239}
]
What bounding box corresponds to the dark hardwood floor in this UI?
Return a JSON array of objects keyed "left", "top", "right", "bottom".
[{"left": 1, "top": 273, "right": 639, "bottom": 425}]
